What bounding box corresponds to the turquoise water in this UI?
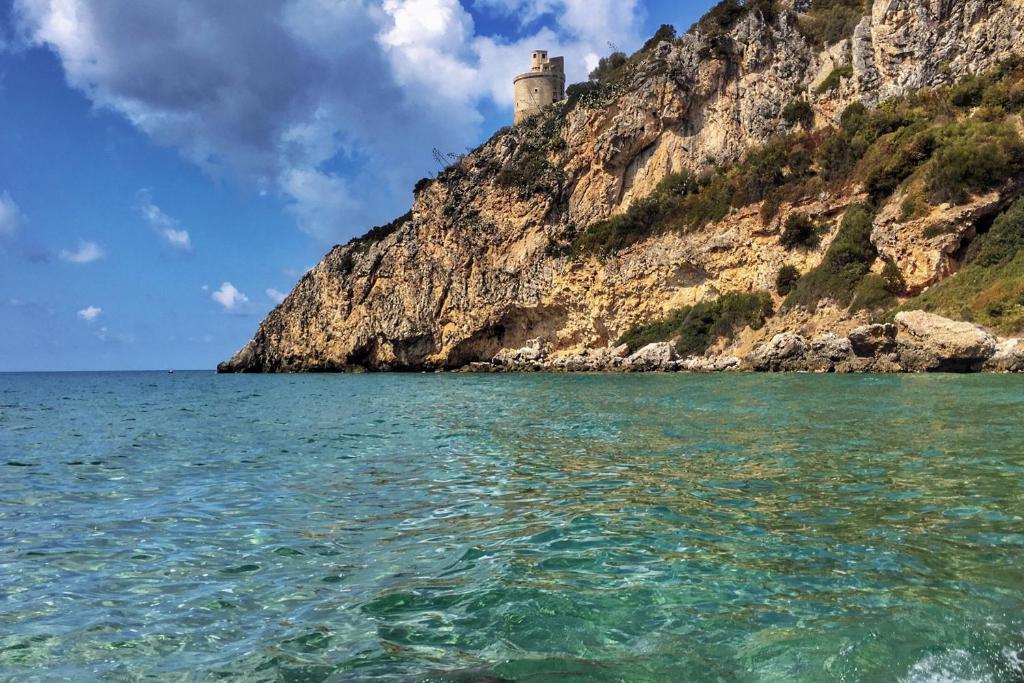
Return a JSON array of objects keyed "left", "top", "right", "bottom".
[{"left": 1, "top": 372, "right": 1023, "bottom": 682}]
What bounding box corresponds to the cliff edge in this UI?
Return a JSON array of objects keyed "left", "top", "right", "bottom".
[{"left": 220, "top": 0, "right": 1024, "bottom": 373}]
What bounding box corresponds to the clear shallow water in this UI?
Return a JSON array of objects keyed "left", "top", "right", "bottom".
[{"left": 1, "top": 372, "right": 1023, "bottom": 682}]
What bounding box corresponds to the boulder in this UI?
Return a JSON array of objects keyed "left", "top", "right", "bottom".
[
  {"left": 492, "top": 337, "right": 550, "bottom": 366},
  {"left": 626, "top": 342, "right": 678, "bottom": 371},
  {"left": 984, "top": 339, "right": 1024, "bottom": 372},
  {"left": 747, "top": 333, "right": 808, "bottom": 372},
  {"left": 809, "top": 333, "right": 853, "bottom": 362},
  {"left": 894, "top": 311, "right": 997, "bottom": 372},
  {"left": 848, "top": 323, "right": 897, "bottom": 357}
]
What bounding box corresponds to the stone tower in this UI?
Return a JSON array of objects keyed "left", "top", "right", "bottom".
[{"left": 513, "top": 50, "right": 565, "bottom": 125}]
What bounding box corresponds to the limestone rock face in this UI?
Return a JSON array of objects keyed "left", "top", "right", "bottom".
[
  {"left": 220, "top": 0, "right": 1024, "bottom": 373},
  {"left": 626, "top": 343, "right": 678, "bottom": 372},
  {"left": 894, "top": 311, "right": 998, "bottom": 371},
  {"left": 848, "top": 324, "right": 898, "bottom": 357},
  {"left": 748, "top": 333, "right": 809, "bottom": 371},
  {"left": 985, "top": 339, "right": 1024, "bottom": 372}
]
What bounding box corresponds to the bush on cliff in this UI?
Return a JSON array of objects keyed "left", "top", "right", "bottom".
[
  {"left": 617, "top": 291, "right": 773, "bottom": 355},
  {"left": 780, "top": 213, "right": 822, "bottom": 249},
  {"left": 572, "top": 60, "right": 1024, "bottom": 268},
  {"left": 784, "top": 205, "right": 876, "bottom": 311},
  {"left": 782, "top": 100, "right": 814, "bottom": 129},
  {"left": 925, "top": 120, "right": 1024, "bottom": 205},
  {"left": 776, "top": 265, "right": 801, "bottom": 295},
  {"left": 797, "top": 0, "right": 869, "bottom": 47},
  {"left": 347, "top": 211, "right": 412, "bottom": 252},
  {"left": 814, "top": 65, "right": 853, "bottom": 94},
  {"left": 965, "top": 197, "right": 1024, "bottom": 267}
]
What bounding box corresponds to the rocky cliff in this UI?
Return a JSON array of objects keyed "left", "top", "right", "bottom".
[{"left": 220, "top": 0, "right": 1024, "bottom": 373}]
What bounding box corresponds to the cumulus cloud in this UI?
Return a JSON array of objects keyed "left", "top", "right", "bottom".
[
  {"left": 135, "top": 190, "right": 192, "bottom": 251},
  {"left": 59, "top": 240, "right": 105, "bottom": 263},
  {"left": 0, "top": 191, "right": 24, "bottom": 237},
  {"left": 266, "top": 288, "right": 287, "bottom": 304},
  {"left": 77, "top": 305, "right": 102, "bottom": 321},
  {"left": 14, "top": 0, "right": 644, "bottom": 241},
  {"left": 212, "top": 282, "right": 249, "bottom": 311}
]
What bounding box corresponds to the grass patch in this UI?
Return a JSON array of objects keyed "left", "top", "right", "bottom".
[
  {"left": 899, "top": 249, "right": 1024, "bottom": 335},
  {"left": 617, "top": 291, "right": 774, "bottom": 355},
  {"left": 965, "top": 197, "right": 1024, "bottom": 267},
  {"left": 814, "top": 65, "right": 853, "bottom": 94}
]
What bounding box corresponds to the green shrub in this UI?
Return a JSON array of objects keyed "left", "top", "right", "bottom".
[
  {"left": 338, "top": 251, "right": 355, "bottom": 275},
  {"left": 925, "top": 121, "right": 1024, "bottom": 205},
  {"left": 695, "top": 0, "right": 750, "bottom": 35},
  {"left": 617, "top": 291, "right": 773, "bottom": 355},
  {"left": 782, "top": 100, "right": 814, "bottom": 128},
  {"left": 574, "top": 197, "right": 666, "bottom": 254},
  {"left": 780, "top": 213, "right": 822, "bottom": 249},
  {"left": 776, "top": 264, "right": 801, "bottom": 295},
  {"left": 676, "top": 292, "right": 774, "bottom": 355},
  {"left": 564, "top": 81, "right": 605, "bottom": 111},
  {"left": 966, "top": 197, "right": 1024, "bottom": 267},
  {"left": 815, "top": 65, "right": 853, "bottom": 94},
  {"left": 784, "top": 204, "right": 876, "bottom": 310},
  {"left": 589, "top": 51, "right": 628, "bottom": 83},
  {"left": 798, "top": 0, "right": 868, "bottom": 47},
  {"left": 948, "top": 74, "right": 986, "bottom": 108},
  {"left": 641, "top": 24, "right": 677, "bottom": 51},
  {"left": 617, "top": 306, "right": 693, "bottom": 351},
  {"left": 760, "top": 193, "right": 781, "bottom": 223},
  {"left": 881, "top": 259, "right": 905, "bottom": 293},
  {"left": 862, "top": 129, "right": 935, "bottom": 205},
  {"left": 575, "top": 171, "right": 703, "bottom": 254},
  {"left": 347, "top": 211, "right": 412, "bottom": 252},
  {"left": 839, "top": 101, "right": 869, "bottom": 134}
]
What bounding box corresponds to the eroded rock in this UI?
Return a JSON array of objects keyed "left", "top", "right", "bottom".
[{"left": 894, "top": 311, "right": 997, "bottom": 372}]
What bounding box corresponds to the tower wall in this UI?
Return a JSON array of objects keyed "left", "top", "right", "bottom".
[{"left": 513, "top": 51, "right": 566, "bottom": 125}]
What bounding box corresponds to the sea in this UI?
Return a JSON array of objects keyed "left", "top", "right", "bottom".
[{"left": 1, "top": 371, "right": 1023, "bottom": 682}]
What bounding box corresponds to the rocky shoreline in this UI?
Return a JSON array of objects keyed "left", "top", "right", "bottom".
[{"left": 457, "top": 312, "right": 1024, "bottom": 374}]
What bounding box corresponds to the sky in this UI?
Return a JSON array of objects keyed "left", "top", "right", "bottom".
[{"left": 0, "top": 0, "right": 717, "bottom": 371}]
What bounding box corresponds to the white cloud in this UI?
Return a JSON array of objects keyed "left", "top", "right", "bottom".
[
  {"left": 14, "top": 0, "right": 644, "bottom": 243},
  {"left": 212, "top": 282, "right": 249, "bottom": 311},
  {"left": 135, "top": 190, "right": 192, "bottom": 251},
  {"left": 0, "top": 191, "right": 24, "bottom": 237},
  {"left": 280, "top": 168, "right": 366, "bottom": 241},
  {"left": 96, "top": 326, "right": 135, "bottom": 343},
  {"left": 77, "top": 305, "right": 102, "bottom": 321},
  {"left": 59, "top": 240, "right": 105, "bottom": 263},
  {"left": 266, "top": 288, "right": 287, "bottom": 304}
]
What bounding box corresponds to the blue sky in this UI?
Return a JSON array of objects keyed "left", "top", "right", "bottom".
[{"left": 0, "top": 0, "right": 716, "bottom": 371}]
